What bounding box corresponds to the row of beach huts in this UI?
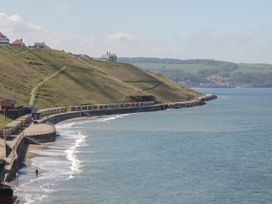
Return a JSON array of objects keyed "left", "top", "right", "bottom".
[
  {"left": 0, "top": 94, "right": 216, "bottom": 140},
  {"left": 0, "top": 101, "right": 156, "bottom": 139},
  {"left": 0, "top": 115, "right": 32, "bottom": 139},
  {"left": 0, "top": 99, "right": 33, "bottom": 138}
]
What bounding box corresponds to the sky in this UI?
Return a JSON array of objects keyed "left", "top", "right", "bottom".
[{"left": 0, "top": 0, "right": 272, "bottom": 63}]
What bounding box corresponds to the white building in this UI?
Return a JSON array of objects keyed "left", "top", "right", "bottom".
[
  {"left": 34, "top": 42, "right": 47, "bottom": 48},
  {"left": 101, "top": 51, "right": 117, "bottom": 62}
]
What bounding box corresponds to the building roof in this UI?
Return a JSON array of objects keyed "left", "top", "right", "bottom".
[
  {"left": 0, "top": 32, "right": 9, "bottom": 43},
  {"left": 0, "top": 32, "right": 7, "bottom": 39},
  {"left": 12, "top": 39, "right": 25, "bottom": 46}
]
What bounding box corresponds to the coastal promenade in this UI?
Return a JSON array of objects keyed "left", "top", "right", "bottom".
[
  {"left": 1, "top": 103, "right": 166, "bottom": 183},
  {"left": 1, "top": 93, "right": 217, "bottom": 183},
  {"left": 24, "top": 123, "right": 55, "bottom": 137},
  {"left": 24, "top": 123, "right": 56, "bottom": 143},
  {"left": 0, "top": 94, "right": 217, "bottom": 203}
]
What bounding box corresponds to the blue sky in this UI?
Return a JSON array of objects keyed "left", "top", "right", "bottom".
[{"left": 1, "top": 0, "right": 272, "bottom": 63}]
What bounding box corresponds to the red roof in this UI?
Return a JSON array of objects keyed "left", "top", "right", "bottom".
[
  {"left": 12, "top": 39, "right": 25, "bottom": 46},
  {"left": 0, "top": 32, "right": 8, "bottom": 39}
]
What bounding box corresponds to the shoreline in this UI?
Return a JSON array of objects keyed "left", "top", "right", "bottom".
[
  {"left": 57, "top": 116, "right": 90, "bottom": 125},
  {"left": 12, "top": 114, "right": 120, "bottom": 203},
  {"left": 3, "top": 94, "right": 217, "bottom": 203},
  {"left": 6, "top": 143, "right": 52, "bottom": 204},
  {"left": 13, "top": 117, "right": 98, "bottom": 204}
]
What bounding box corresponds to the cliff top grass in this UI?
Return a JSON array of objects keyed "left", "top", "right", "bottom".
[{"left": 0, "top": 46, "right": 200, "bottom": 108}]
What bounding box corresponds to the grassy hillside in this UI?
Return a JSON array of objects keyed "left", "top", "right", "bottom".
[
  {"left": 0, "top": 114, "right": 12, "bottom": 128},
  {"left": 118, "top": 58, "right": 272, "bottom": 87},
  {"left": 0, "top": 46, "right": 200, "bottom": 108}
]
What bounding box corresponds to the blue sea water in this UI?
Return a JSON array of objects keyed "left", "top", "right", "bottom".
[{"left": 15, "top": 88, "right": 272, "bottom": 203}]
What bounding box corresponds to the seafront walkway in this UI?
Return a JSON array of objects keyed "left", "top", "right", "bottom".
[
  {"left": 23, "top": 123, "right": 56, "bottom": 137},
  {"left": 1, "top": 93, "right": 217, "bottom": 182},
  {"left": 5, "top": 123, "right": 55, "bottom": 153}
]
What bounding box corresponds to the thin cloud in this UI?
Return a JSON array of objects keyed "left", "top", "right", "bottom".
[
  {"left": 0, "top": 12, "right": 42, "bottom": 34},
  {"left": 185, "top": 29, "right": 257, "bottom": 46},
  {"left": 58, "top": 1, "right": 74, "bottom": 12},
  {"left": 44, "top": 31, "right": 95, "bottom": 52},
  {"left": 107, "top": 32, "right": 136, "bottom": 44}
]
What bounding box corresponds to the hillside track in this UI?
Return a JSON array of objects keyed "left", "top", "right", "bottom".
[{"left": 29, "top": 66, "right": 66, "bottom": 106}]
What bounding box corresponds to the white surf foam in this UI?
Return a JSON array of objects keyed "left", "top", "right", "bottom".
[
  {"left": 95, "top": 114, "right": 131, "bottom": 122},
  {"left": 15, "top": 114, "right": 131, "bottom": 203},
  {"left": 65, "top": 131, "right": 86, "bottom": 173},
  {"left": 15, "top": 128, "right": 86, "bottom": 203}
]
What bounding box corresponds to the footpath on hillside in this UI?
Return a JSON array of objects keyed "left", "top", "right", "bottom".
[{"left": 29, "top": 66, "right": 66, "bottom": 106}]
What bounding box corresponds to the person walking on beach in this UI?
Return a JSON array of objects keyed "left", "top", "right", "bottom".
[{"left": 35, "top": 169, "right": 39, "bottom": 177}]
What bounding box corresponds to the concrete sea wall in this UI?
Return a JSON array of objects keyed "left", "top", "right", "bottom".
[
  {"left": 5, "top": 137, "right": 29, "bottom": 182},
  {"left": 25, "top": 132, "right": 56, "bottom": 143},
  {"left": 43, "top": 105, "right": 168, "bottom": 124},
  {"left": 1, "top": 104, "right": 167, "bottom": 182},
  {"left": 1, "top": 94, "right": 217, "bottom": 183}
]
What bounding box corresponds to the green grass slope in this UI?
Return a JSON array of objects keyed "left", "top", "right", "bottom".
[
  {"left": 0, "top": 114, "right": 12, "bottom": 128},
  {"left": 0, "top": 46, "right": 199, "bottom": 108}
]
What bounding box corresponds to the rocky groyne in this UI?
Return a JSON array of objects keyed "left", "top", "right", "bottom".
[{"left": 168, "top": 94, "right": 217, "bottom": 109}]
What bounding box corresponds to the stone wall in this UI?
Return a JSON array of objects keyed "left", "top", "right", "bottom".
[
  {"left": 25, "top": 132, "right": 57, "bottom": 143},
  {"left": 44, "top": 105, "right": 167, "bottom": 124},
  {"left": 4, "top": 138, "right": 28, "bottom": 182}
]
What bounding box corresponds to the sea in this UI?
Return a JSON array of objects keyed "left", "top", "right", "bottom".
[{"left": 15, "top": 88, "right": 272, "bottom": 204}]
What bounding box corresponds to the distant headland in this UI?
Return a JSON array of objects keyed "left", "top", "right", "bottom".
[{"left": 119, "top": 57, "right": 272, "bottom": 88}]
